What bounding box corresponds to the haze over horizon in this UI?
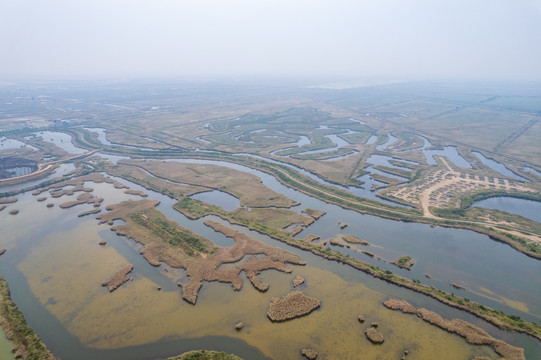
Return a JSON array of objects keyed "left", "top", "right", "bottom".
[{"left": 1, "top": 0, "right": 541, "bottom": 81}]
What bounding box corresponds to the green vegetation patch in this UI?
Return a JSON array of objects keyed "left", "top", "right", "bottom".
[
  {"left": 0, "top": 277, "right": 55, "bottom": 360},
  {"left": 130, "top": 209, "right": 214, "bottom": 256},
  {"left": 392, "top": 256, "right": 415, "bottom": 270}
]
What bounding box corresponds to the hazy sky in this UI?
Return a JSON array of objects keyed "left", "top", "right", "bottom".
[{"left": 1, "top": 0, "right": 541, "bottom": 80}]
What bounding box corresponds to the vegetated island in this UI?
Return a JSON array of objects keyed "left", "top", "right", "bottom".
[
  {"left": 392, "top": 256, "right": 415, "bottom": 270},
  {"left": 101, "top": 264, "right": 134, "bottom": 292},
  {"left": 124, "top": 189, "right": 148, "bottom": 197},
  {"left": 365, "top": 324, "right": 384, "bottom": 344},
  {"left": 0, "top": 197, "right": 17, "bottom": 204},
  {"left": 267, "top": 291, "right": 320, "bottom": 321},
  {"left": 302, "top": 208, "right": 326, "bottom": 219},
  {"left": 383, "top": 299, "right": 524, "bottom": 360},
  {"left": 301, "top": 348, "right": 318, "bottom": 359},
  {"left": 166, "top": 350, "right": 243, "bottom": 360},
  {"left": 0, "top": 277, "right": 55, "bottom": 360},
  {"left": 97, "top": 199, "right": 305, "bottom": 304}
]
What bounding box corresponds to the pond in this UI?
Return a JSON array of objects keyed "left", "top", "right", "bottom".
[
  {"left": 0, "top": 137, "right": 38, "bottom": 151},
  {"left": 191, "top": 190, "right": 240, "bottom": 211},
  {"left": 35, "top": 131, "right": 88, "bottom": 154},
  {"left": 471, "top": 196, "right": 541, "bottom": 223}
]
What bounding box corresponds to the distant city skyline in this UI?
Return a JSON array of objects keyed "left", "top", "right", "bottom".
[{"left": 1, "top": 0, "right": 541, "bottom": 80}]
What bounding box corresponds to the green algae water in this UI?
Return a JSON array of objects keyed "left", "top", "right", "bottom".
[
  {"left": 0, "top": 326, "right": 16, "bottom": 360},
  {"left": 0, "top": 173, "right": 540, "bottom": 359}
]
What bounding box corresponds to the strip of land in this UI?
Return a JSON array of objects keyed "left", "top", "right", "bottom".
[{"left": 0, "top": 277, "right": 55, "bottom": 360}]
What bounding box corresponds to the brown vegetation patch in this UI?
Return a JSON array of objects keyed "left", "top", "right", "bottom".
[
  {"left": 365, "top": 326, "right": 384, "bottom": 344},
  {"left": 9, "top": 209, "right": 18, "bottom": 215},
  {"left": 32, "top": 173, "right": 128, "bottom": 197},
  {"left": 293, "top": 275, "right": 305, "bottom": 287},
  {"left": 0, "top": 249, "right": 5, "bottom": 256},
  {"left": 37, "top": 197, "right": 47, "bottom": 202},
  {"left": 102, "top": 264, "right": 134, "bottom": 292},
  {"left": 329, "top": 238, "right": 345, "bottom": 247},
  {"left": 0, "top": 197, "right": 17, "bottom": 204},
  {"left": 341, "top": 235, "right": 369, "bottom": 245},
  {"left": 303, "top": 235, "right": 321, "bottom": 244},
  {"left": 124, "top": 189, "right": 148, "bottom": 197},
  {"left": 301, "top": 348, "right": 318, "bottom": 359},
  {"left": 267, "top": 291, "right": 320, "bottom": 321},
  {"left": 59, "top": 193, "right": 103, "bottom": 208},
  {"left": 78, "top": 208, "right": 101, "bottom": 217},
  {"left": 166, "top": 350, "right": 243, "bottom": 360},
  {"left": 97, "top": 200, "right": 304, "bottom": 304},
  {"left": 121, "top": 160, "right": 298, "bottom": 208},
  {"left": 383, "top": 299, "right": 524, "bottom": 360},
  {"left": 302, "top": 208, "right": 326, "bottom": 219},
  {"left": 104, "top": 162, "right": 204, "bottom": 198}
]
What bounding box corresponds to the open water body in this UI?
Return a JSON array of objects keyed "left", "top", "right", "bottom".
[
  {"left": 84, "top": 127, "right": 113, "bottom": 145},
  {"left": 376, "top": 133, "right": 398, "bottom": 151},
  {"left": 366, "top": 134, "right": 378, "bottom": 144},
  {"left": 0, "top": 137, "right": 38, "bottom": 151},
  {"left": 523, "top": 167, "right": 541, "bottom": 177},
  {"left": 296, "top": 131, "right": 353, "bottom": 156},
  {"left": 421, "top": 138, "right": 472, "bottom": 168},
  {"left": 1, "top": 166, "right": 540, "bottom": 358},
  {"left": 191, "top": 190, "right": 240, "bottom": 212},
  {"left": 473, "top": 152, "right": 528, "bottom": 181},
  {"left": 471, "top": 197, "right": 541, "bottom": 223},
  {"left": 363, "top": 154, "right": 417, "bottom": 182},
  {"left": 35, "top": 131, "right": 88, "bottom": 154}
]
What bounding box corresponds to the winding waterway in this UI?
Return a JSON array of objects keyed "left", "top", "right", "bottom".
[{"left": 1, "top": 144, "right": 541, "bottom": 358}]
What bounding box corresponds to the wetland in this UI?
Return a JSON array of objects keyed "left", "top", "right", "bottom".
[{"left": 1, "top": 80, "right": 540, "bottom": 359}]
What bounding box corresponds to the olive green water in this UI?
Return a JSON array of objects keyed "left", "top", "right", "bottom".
[
  {"left": 0, "top": 180, "right": 533, "bottom": 359},
  {"left": 0, "top": 325, "right": 16, "bottom": 360}
]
